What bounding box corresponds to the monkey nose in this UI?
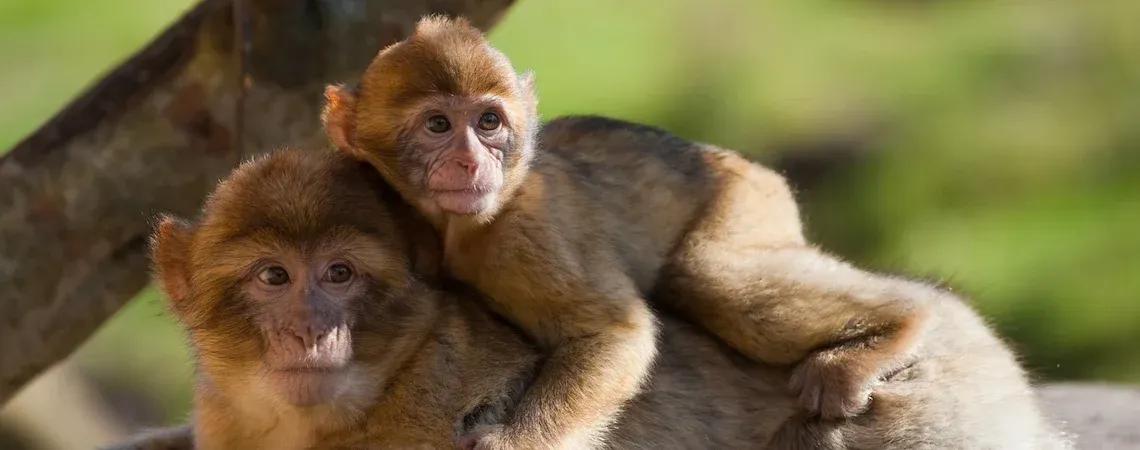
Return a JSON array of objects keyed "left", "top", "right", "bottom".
[
  {"left": 287, "top": 325, "right": 329, "bottom": 349},
  {"left": 454, "top": 159, "right": 478, "bottom": 175}
]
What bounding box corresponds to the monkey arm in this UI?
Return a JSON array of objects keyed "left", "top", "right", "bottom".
[
  {"left": 493, "top": 300, "right": 658, "bottom": 448},
  {"left": 451, "top": 219, "right": 660, "bottom": 449}
]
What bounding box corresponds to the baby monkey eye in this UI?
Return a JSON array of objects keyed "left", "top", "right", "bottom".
[
  {"left": 478, "top": 112, "right": 501, "bottom": 130},
  {"left": 426, "top": 115, "right": 451, "bottom": 133},
  {"left": 324, "top": 263, "right": 353, "bottom": 284},
  {"left": 257, "top": 266, "right": 290, "bottom": 286}
]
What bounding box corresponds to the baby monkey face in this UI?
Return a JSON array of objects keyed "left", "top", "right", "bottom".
[
  {"left": 408, "top": 95, "right": 512, "bottom": 216},
  {"left": 322, "top": 17, "right": 539, "bottom": 221}
]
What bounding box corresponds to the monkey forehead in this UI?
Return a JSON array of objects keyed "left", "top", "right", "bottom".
[
  {"left": 197, "top": 211, "right": 392, "bottom": 251},
  {"left": 198, "top": 225, "right": 391, "bottom": 257},
  {"left": 190, "top": 226, "right": 405, "bottom": 280},
  {"left": 204, "top": 150, "right": 391, "bottom": 227},
  {"left": 193, "top": 149, "right": 410, "bottom": 253},
  {"left": 401, "top": 93, "right": 511, "bottom": 121},
  {"left": 357, "top": 18, "right": 520, "bottom": 113}
]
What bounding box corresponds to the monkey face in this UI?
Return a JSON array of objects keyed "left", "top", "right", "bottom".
[
  {"left": 397, "top": 95, "right": 513, "bottom": 215},
  {"left": 236, "top": 247, "right": 361, "bottom": 406},
  {"left": 169, "top": 227, "right": 406, "bottom": 409},
  {"left": 151, "top": 150, "right": 417, "bottom": 409},
  {"left": 323, "top": 16, "right": 538, "bottom": 221}
]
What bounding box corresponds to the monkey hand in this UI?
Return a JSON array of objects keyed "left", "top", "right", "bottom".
[
  {"left": 788, "top": 348, "right": 878, "bottom": 419},
  {"left": 456, "top": 424, "right": 515, "bottom": 450}
]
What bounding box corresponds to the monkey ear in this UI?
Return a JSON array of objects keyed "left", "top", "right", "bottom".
[
  {"left": 518, "top": 71, "right": 539, "bottom": 117},
  {"left": 322, "top": 84, "right": 358, "bottom": 155},
  {"left": 150, "top": 215, "right": 194, "bottom": 305},
  {"left": 519, "top": 71, "right": 537, "bottom": 100}
]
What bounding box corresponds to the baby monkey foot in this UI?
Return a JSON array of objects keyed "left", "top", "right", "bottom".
[{"left": 788, "top": 349, "right": 879, "bottom": 419}]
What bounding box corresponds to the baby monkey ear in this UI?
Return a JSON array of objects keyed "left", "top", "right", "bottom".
[
  {"left": 150, "top": 215, "right": 194, "bottom": 306},
  {"left": 322, "top": 84, "right": 359, "bottom": 155},
  {"left": 518, "top": 70, "right": 538, "bottom": 115}
]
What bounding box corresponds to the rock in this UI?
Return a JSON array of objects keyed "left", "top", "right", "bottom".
[{"left": 1040, "top": 382, "right": 1140, "bottom": 449}]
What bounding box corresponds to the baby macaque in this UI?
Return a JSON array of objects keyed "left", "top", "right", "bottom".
[
  {"left": 322, "top": 16, "right": 935, "bottom": 448},
  {"left": 142, "top": 149, "right": 1068, "bottom": 450}
]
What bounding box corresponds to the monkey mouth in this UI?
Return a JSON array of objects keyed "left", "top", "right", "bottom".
[
  {"left": 431, "top": 188, "right": 496, "bottom": 215},
  {"left": 266, "top": 366, "right": 351, "bottom": 406}
]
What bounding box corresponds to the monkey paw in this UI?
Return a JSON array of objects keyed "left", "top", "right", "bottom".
[
  {"left": 788, "top": 351, "right": 876, "bottom": 420},
  {"left": 456, "top": 424, "right": 513, "bottom": 450}
]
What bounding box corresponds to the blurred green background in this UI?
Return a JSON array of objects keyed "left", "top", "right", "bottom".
[{"left": 1, "top": 0, "right": 1137, "bottom": 448}]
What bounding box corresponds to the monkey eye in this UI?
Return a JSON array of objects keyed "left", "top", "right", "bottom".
[
  {"left": 257, "top": 266, "right": 290, "bottom": 286},
  {"left": 478, "top": 112, "right": 501, "bottom": 130},
  {"left": 324, "top": 263, "right": 353, "bottom": 284},
  {"left": 426, "top": 115, "right": 451, "bottom": 133}
]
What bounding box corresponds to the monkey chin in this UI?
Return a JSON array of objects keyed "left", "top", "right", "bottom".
[
  {"left": 431, "top": 189, "right": 499, "bottom": 217},
  {"left": 266, "top": 368, "right": 352, "bottom": 407}
]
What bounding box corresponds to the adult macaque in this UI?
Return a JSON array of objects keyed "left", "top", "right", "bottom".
[
  {"left": 140, "top": 149, "right": 1066, "bottom": 450},
  {"left": 324, "top": 16, "right": 937, "bottom": 448}
]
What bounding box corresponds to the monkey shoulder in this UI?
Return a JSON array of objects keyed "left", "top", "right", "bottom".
[
  {"left": 533, "top": 115, "right": 801, "bottom": 239},
  {"left": 539, "top": 115, "right": 677, "bottom": 146},
  {"left": 535, "top": 116, "right": 796, "bottom": 202},
  {"left": 529, "top": 117, "right": 713, "bottom": 231},
  {"left": 538, "top": 116, "right": 713, "bottom": 179}
]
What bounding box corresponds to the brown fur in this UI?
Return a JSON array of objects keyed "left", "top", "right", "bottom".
[
  {"left": 115, "top": 302, "right": 1071, "bottom": 449},
  {"left": 321, "top": 16, "right": 949, "bottom": 447},
  {"left": 137, "top": 149, "right": 1067, "bottom": 449}
]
